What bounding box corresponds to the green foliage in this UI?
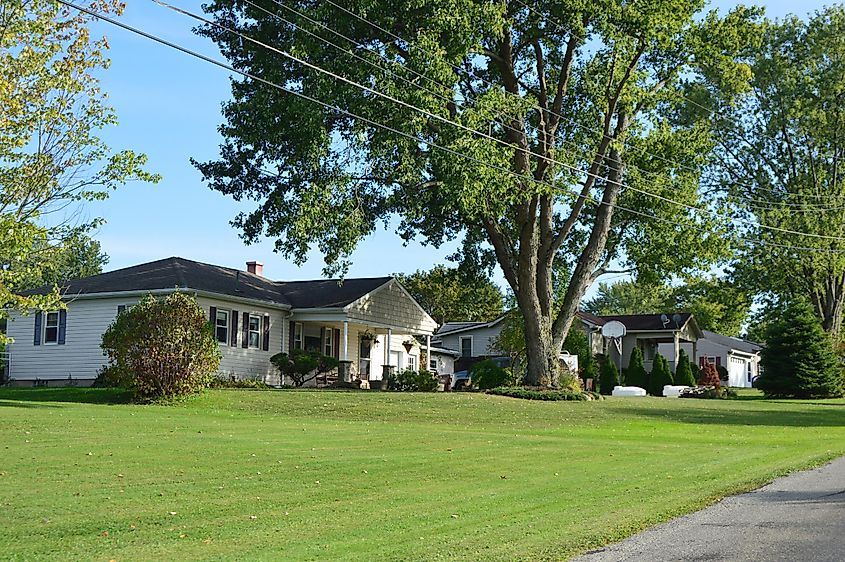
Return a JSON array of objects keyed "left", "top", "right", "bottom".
[
  {"left": 270, "top": 349, "right": 339, "bottom": 387},
  {"left": 679, "top": 386, "right": 738, "bottom": 399},
  {"left": 469, "top": 359, "right": 517, "bottom": 390},
  {"left": 599, "top": 358, "right": 620, "bottom": 396},
  {"left": 697, "top": 362, "right": 721, "bottom": 388},
  {"left": 563, "top": 328, "right": 598, "bottom": 382},
  {"left": 758, "top": 300, "right": 844, "bottom": 399},
  {"left": 648, "top": 353, "right": 674, "bottom": 396},
  {"left": 0, "top": 0, "right": 158, "bottom": 343},
  {"left": 207, "top": 377, "right": 271, "bottom": 390},
  {"left": 397, "top": 265, "right": 503, "bottom": 324},
  {"left": 386, "top": 369, "right": 438, "bottom": 392},
  {"left": 196, "top": 0, "right": 762, "bottom": 385},
  {"left": 625, "top": 347, "right": 648, "bottom": 389},
  {"left": 717, "top": 7, "right": 845, "bottom": 339},
  {"left": 584, "top": 277, "right": 750, "bottom": 336},
  {"left": 101, "top": 293, "right": 221, "bottom": 402},
  {"left": 92, "top": 364, "right": 132, "bottom": 389},
  {"left": 674, "top": 349, "right": 697, "bottom": 386},
  {"left": 486, "top": 387, "right": 595, "bottom": 401}
]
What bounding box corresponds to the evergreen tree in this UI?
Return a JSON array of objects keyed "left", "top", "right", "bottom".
[
  {"left": 625, "top": 347, "right": 648, "bottom": 389},
  {"left": 648, "top": 353, "right": 674, "bottom": 396},
  {"left": 758, "top": 300, "right": 844, "bottom": 398},
  {"left": 674, "top": 349, "right": 696, "bottom": 386},
  {"left": 599, "top": 358, "right": 620, "bottom": 396}
]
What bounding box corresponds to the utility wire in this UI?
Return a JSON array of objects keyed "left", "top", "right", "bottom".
[
  {"left": 160, "top": 0, "right": 845, "bottom": 242},
  {"left": 54, "top": 0, "right": 845, "bottom": 255}
]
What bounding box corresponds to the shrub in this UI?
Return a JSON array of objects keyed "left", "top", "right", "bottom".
[
  {"left": 387, "top": 368, "right": 438, "bottom": 392},
  {"left": 674, "top": 349, "right": 696, "bottom": 386},
  {"left": 101, "top": 293, "right": 221, "bottom": 402},
  {"left": 470, "top": 359, "right": 518, "bottom": 390},
  {"left": 92, "top": 364, "right": 133, "bottom": 388},
  {"left": 697, "top": 362, "right": 720, "bottom": 387},
  {"left": 758, "top": 300, "right": 844, "bottom": 398},
  {"left": 648, "top": 352, "right": 674, "bottom": 396},
  {"left": 624, "top": 347, "right": 648, "bottom": 389},
  {"left": 679, "top": 386, "right": 738, "bottom": 399},
  {"left": 207, "top": 377, "right": 271, "bottom": 389},
  {"left": 598, "top": 358, "right": 619, "bottom": 395},
  {"left": 487, "top": 387, "right": 600, "bottom": 401},
  {"left": 270, "top": 349, "right": 339, "bottom": 387}
]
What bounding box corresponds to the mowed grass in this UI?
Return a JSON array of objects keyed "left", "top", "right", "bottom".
[{"left": 1, "top": 389, "right": 844, "bottom": 561}]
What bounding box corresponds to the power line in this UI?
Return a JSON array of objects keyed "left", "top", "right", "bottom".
[
  {"left": 161, "top": 0, "right": 845, "bottom": 243},
  {"left": 54, "top": 0, "right": 845, "bottom": 255}
]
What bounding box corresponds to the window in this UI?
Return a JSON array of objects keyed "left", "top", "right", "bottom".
[
  {"left": 460, "top": 336, "right": 473, "bottom": 357},
  {"left": 407, "top": 355, "right": 417, "bottom": 371},
  {"left": 294, "top": 322, "right": 303, "bottom": 350},
  {"left": 215, "top": 310, "right": 229, "bottom": 345},
  {"left": 323, "top": 327, "right": 334, "bottom": 357},
  {"left": 747, "top": 361, "right": 753, "bottom": 383},
  {"left": 44, "top": 311, "right": 60, "bottom": 344},
  {"left": 248, "top": 315, "right": 261, "bottom": 348},
  {"left": 429, "top": 358, "right": 438, "bottom": 371}
]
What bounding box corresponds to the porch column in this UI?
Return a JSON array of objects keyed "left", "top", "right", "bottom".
[
  {"left": 384, "top": 328, "right": 392, "bottom": 367},
  {"left": 426, "top": 334, "right": 431, "bottom": 371},
  {"left": 673, "top": 332, "right": 680, "bottom": 374},
  {"left": 342, "top": 321, "right": 349, "bottom": 361}
]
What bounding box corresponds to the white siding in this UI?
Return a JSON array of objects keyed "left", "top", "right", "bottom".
[
  {"left": 6, "top": 297, "right": 140, "bottom": 382},
  {"left": 6, "top": 295, "right": 288, "bottom": 383},
  {"left": 346, "top": 280, "right": 438, "bottom": 334}
]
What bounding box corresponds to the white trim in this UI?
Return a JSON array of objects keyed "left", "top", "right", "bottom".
[
  {"left": 247, "top": 314, "right": 261, "bottom": 349},
  {"left": 342, "top": 278, "right": 438, "bottom": 329},
  {"left": 293, "top": 322, "right": 303, "bottom": 350},
  {"left": 323, "top": 327, "right": 334, "bottom": 357},
  {"left": 459, "top": 335, "right": 473, "bottom": 358},
  {"left": 43, "top": 310, "right": 60, "bottom": 345},
  {"left": 436, "top": 314, "right": 508, "bottom": 337},
  {"left": 215, "top": 309, "right": 230, "bottom": 346},
  {"left": 58, "top": 288, "right": 292, "bottom": 310}
]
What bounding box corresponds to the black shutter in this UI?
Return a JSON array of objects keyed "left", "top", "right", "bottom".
[
  {"left": 334, "top": 329, "right": 340, "bottom": 359},
  {"left": 33, "top": 311, "right": 42, "bottom": 346},
  {"left": 209, "top": 306, "right": 217, "bottom": 326},
  {"left": 242, "top": 312, "right": 249, "bottom": 348},
  {"left": 58, "top": 309, "right": 67, "bottom": 345},
  {"left": 262, "top": 314, "right": 270, "bottom": 351},
  {"left": 320, "top": 327, "right": 325, "bottom": 354},
  {"left": 288, "top": 321, "right": 295, "bottom": 352},
  {"left": 231, "top": 310, "right": 239, "bottom": 347},
  {"left": 117, "top": 305, "right": 125, "bottom": 315}
]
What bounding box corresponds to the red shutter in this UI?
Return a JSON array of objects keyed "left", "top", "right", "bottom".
[
  {"left": 230, "top": 310, "right": 239, "bottom": 347},
  {"left": 242, "top": 312, "right": 249, "bottom": 349},
  {"left": 715, "top": 356, "right": 722, "bottom": 368},
  {"left": 699, "top": 356, "right": 705, "bottom": 368},
  {"left": 262, "top": 314, "right": 270, "bottom": 351}
]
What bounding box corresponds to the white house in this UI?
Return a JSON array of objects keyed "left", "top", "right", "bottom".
[
  {"left": 4, "top": 257, "right": 438, "bottom": 386},
  {"left": 661, "top": 329, "right": 762, "bottom": 388}
]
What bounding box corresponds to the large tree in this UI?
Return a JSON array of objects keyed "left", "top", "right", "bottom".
[
  {"left": 1, "top": 0, "right": 158, "bottom": 343},
  {"left": 397, "top": 265, "right": 503, "bottom": 324},
  {"left": 196, "top": 0, "right": 760, "bottom": 384},
  {"left": 714, "top": 7, "right": 845, "bottom": 339}
]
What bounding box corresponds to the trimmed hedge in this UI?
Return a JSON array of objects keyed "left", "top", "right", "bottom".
[{"left": 487, "top": 387, "right": 603, "bottom": 401}]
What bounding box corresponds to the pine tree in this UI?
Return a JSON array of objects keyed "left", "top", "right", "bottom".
[
  {"left": 674, "top": 349, "right": 696, "bottom": 386},
  {"left": 758, "top": 300, "right": 845, "bottom": 398},
  {"left": 625, "top": 347, "right": 648, "bottom": 389},
  {"left": 648, "top": 352, "right": 674, "bottom": 396},
  {"left": 599, "top": 358, "right": 620, "bottom": 395}
]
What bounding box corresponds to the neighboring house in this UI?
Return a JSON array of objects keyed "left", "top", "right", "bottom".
[
  {"left": 432, "top": 315, "right": 509, "bottom": 372},
  {"left": 421, "top": 344, "right": 461, "bottom": 376},
  {"left": 661, "top": 330, "right": 762, "bottom": 388},
  {"left": 4, "top": 257, "right": 437, "bottom": 386}
]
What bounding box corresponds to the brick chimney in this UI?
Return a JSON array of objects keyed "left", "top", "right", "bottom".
[{"left": 246, "top": 261, "right": 264, "bottom": 277}]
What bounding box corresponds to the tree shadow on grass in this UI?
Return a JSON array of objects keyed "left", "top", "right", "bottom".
[
  {"left": 614, "top": 403, "right": 845, "bottom": 427},
  {"left": 0, "top": 387, "right": 132, "bottom": 406}
]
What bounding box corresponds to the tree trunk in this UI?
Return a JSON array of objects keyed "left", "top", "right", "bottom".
[{"left": 812, "top": 273, "right": 845, "bottom": 340}]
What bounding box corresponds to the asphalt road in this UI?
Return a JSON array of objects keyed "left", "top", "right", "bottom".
[{"left": 572, "top": 456, "right": 845, "bottom": 562}]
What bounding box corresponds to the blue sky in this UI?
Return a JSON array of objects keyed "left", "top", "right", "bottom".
[{"left": 83, "top": 0, "right": 827, "bottom": 284}]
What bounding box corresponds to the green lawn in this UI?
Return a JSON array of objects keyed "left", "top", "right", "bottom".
[{"left": 1, "top": 388, "right": 844, "bottom": 561}]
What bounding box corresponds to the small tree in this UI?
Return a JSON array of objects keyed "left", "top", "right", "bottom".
[
  {"left": 674, "top": 349, "right": 696, "bottom": 386},
  {"left": 648, "top": 353, "right": 674, "bottom": 396},
  {"left": 758, "top": 300, "right": 844, "bottom": 398},
  {"left": 625, "top": 347, "right": 648, "bottom": 389},
  {"left": 101, "top": 293, "right": 221, "bottom": 402},
  {"left": 697, "top": 362, "right": 721, "bottom": 387},
  {"left": 599, "top": 358, "right": 619, "bottom": 396},
  {"left": 270, "top": 349, "right": 339, "bottom": 387}
]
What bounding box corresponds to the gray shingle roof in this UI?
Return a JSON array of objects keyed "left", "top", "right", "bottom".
[
  {"left": 701, "top": 330, "right": 763, "bottom": 354},
  {"left": 22, "top": 257, "right": 391, "bottom": 309}
]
